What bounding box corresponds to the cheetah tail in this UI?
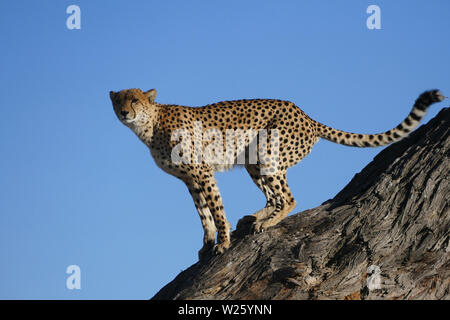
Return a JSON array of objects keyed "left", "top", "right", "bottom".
[{"left": 314, "top": 90, "right": 445, "bottom": 147}]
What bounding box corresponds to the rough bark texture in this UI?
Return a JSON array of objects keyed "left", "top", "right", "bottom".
[{"left": 152, "top": 108, "right": 450, "bottom": 300}]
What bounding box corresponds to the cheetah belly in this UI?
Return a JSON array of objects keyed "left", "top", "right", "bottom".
[{"left": 210, "top": 163, "right": 243, "bottom": 172}]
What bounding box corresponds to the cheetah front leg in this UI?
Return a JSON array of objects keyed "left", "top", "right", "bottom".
[
  {"left": 186, "top": 180, "right": 217, "bottom": 260},
  {"left": 202, "top": 174, "right": 231, "bottom": 255},
  {"left": 186, "top": 171, "right": 231, "bottom": 257}
]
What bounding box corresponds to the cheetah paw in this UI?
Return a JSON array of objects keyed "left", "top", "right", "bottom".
[
  {"left": 213, "top": 242, "right": 230, "bottom": 255},
  {"left": 251, "top": 221, "right": 266, "bottom": 234}
]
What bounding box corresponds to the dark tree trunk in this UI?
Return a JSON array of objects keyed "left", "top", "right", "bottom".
[{"left": 152, "top": 108, "right": 450, "bottom": 300}]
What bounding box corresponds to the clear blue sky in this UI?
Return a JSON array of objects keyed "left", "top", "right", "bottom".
[{"left": 0, "top": 0, "right": 448, "bottom": 299}]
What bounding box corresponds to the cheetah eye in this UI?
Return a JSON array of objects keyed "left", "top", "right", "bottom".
[{"left": 132, "top": 98, "right": 139, "bottom": 104}]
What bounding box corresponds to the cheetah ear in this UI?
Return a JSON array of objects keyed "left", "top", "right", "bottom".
[
  {"left": 144, "top": 89, "right": 157, "bottom": 103},
  {"left": 109, "top": 91, "right": 116, "bottom": 101}
]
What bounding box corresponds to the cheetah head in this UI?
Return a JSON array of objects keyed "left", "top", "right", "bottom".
[{"left": 109, "top": 88, "right": 157, "bottom": 124}]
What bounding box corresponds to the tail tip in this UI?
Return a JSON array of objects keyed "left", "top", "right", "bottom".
[{"left": 423, "top": 89, "right": 446, "bottom": 103}]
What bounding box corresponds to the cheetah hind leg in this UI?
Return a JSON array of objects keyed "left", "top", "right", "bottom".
[
  {"left": 235, "top": 165, "right": 277, "bottom": 236},
  {"left": 250, "top": 172, "right": 297, "bottom": 233},
  {"left": 252, "top": 199, "right": 296, "bottom": 233}
]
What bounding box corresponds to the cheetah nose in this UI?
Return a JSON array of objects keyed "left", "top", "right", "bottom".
[{"left": 120, "top": 110, "right": 129, "bottom": 118}]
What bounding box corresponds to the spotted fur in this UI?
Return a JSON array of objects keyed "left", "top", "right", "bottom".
[
  {"left": 316, "top": 90, "right": 445, "bottom": 147},
  {"left": 110, "top": 89, "right": 444, "bottom": 259}
]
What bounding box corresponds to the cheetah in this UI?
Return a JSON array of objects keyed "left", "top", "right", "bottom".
[{"left": 109, "top": 88, "right": 444, "bottom": 259}]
